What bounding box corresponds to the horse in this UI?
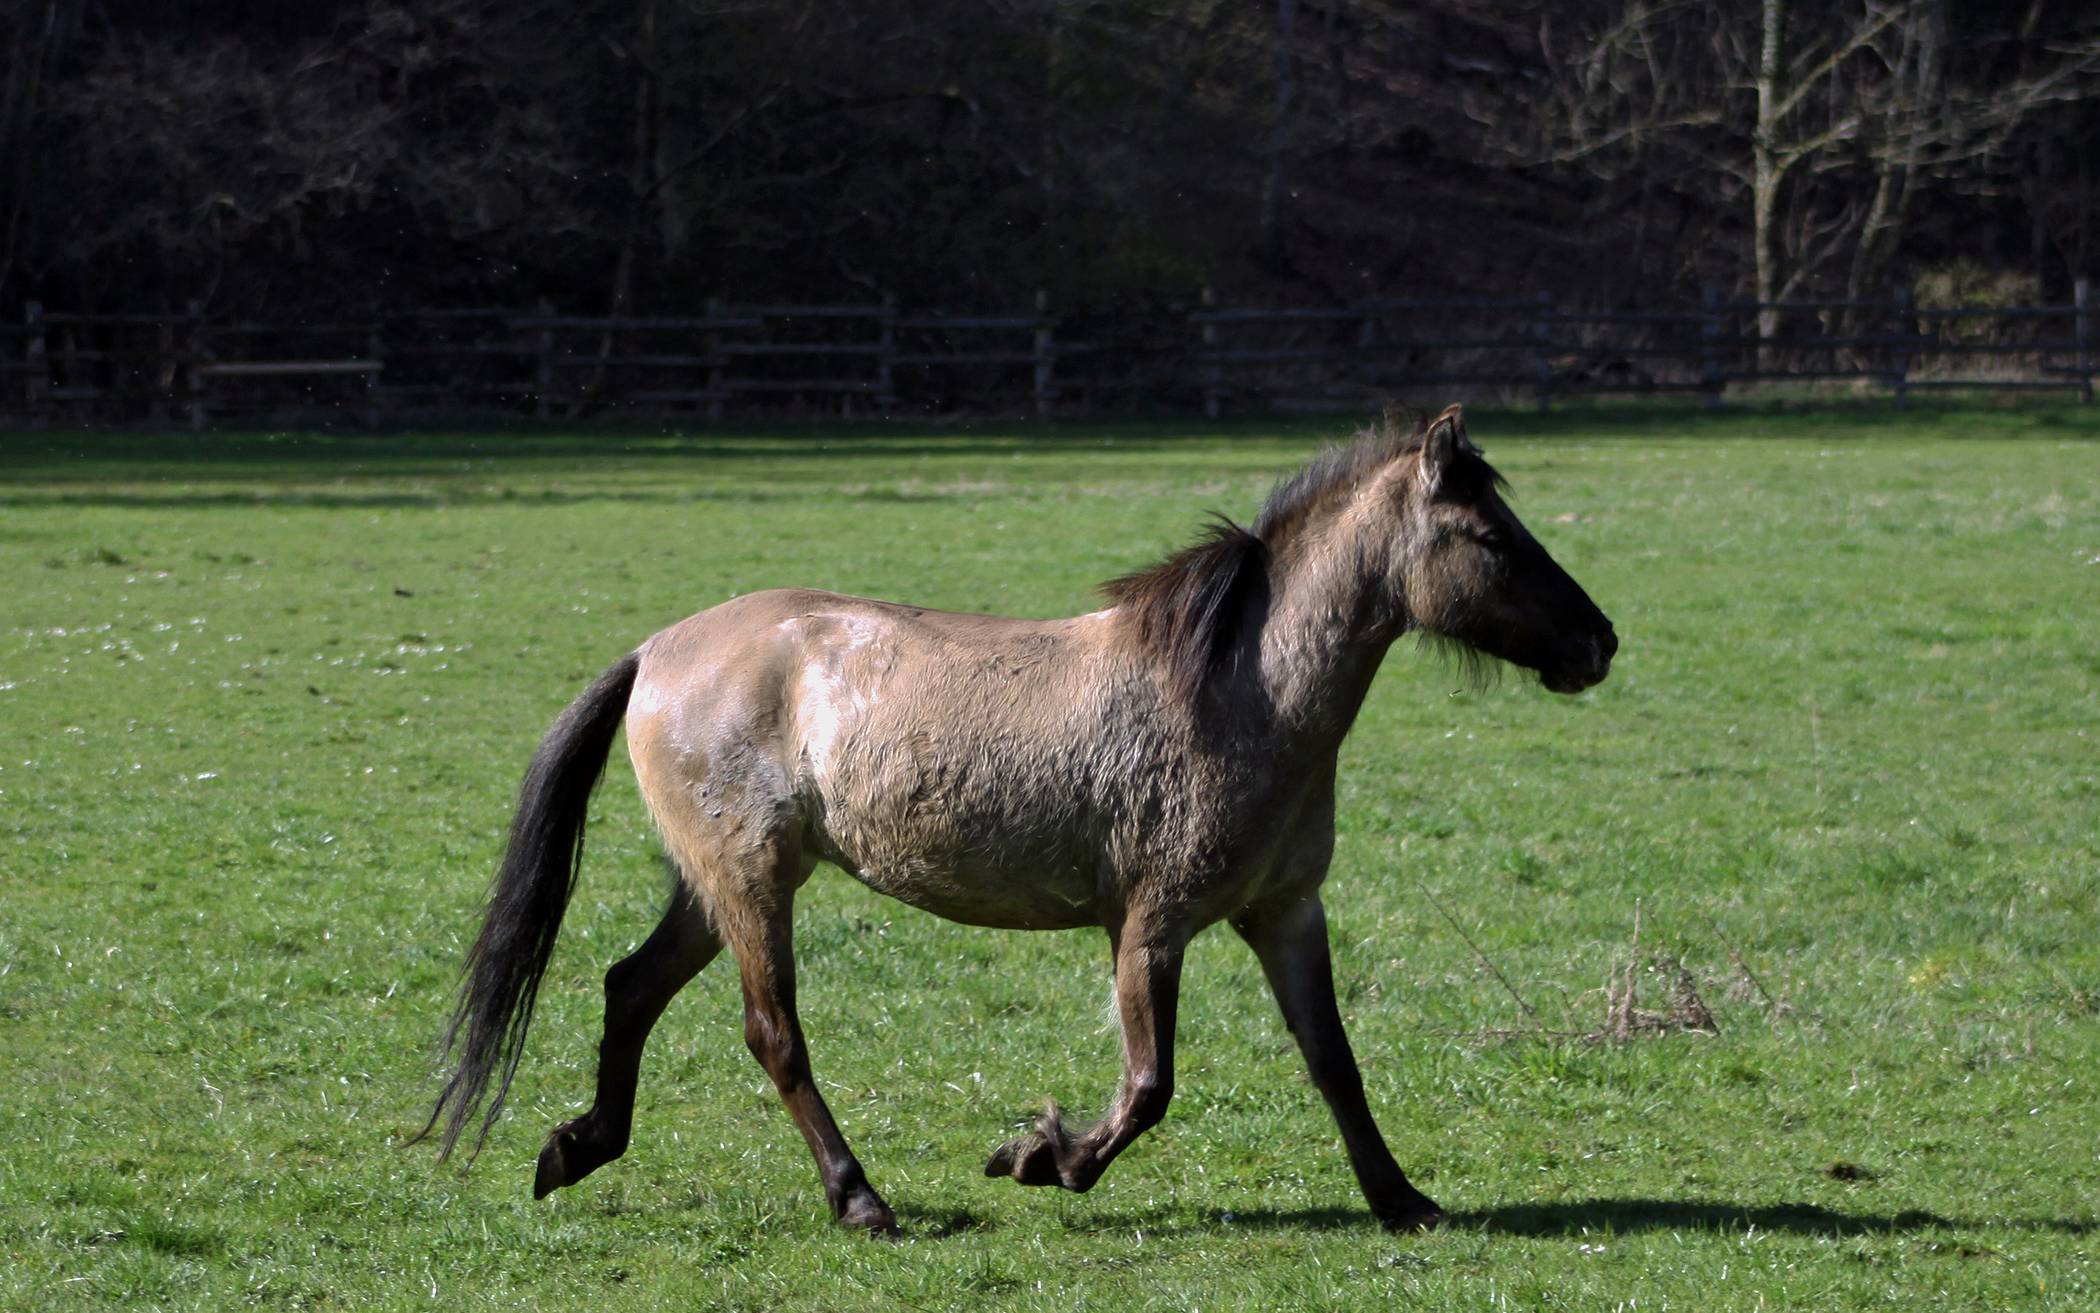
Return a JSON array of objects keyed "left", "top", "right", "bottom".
[{"left": 418, "top": 404, "right": 1615, "bottom": 1236}]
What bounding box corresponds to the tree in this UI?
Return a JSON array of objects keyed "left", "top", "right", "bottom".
[
  {"left": 5, "top": 0, "right": 2096, "bottom": 320},
  {"left": 1527, "top": 0, "right": 2100, "bottom": 332},
  {"left": 0, "top": 1, "right": 88, "bottom": 301}
]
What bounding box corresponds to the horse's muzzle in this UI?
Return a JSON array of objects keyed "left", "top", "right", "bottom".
[{"left": 1540, "top": 628, "right": 1616, "bottom": 694}]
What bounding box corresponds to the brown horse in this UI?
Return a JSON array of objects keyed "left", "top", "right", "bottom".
[{"left": 420, "top": 404, "right": 1615, "bottom": 1236}]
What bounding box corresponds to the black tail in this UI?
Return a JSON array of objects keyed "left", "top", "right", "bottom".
[{"left": 417, "top": 651, "right": 642, "bottom": 1162}]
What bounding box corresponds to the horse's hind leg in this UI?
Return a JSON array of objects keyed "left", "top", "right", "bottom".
[
  {"left": 1233, "top": 895, "right": 1442, "bottom": 1231},
  {"left": 986, "top": 910, "right": 1187, "bottom": 1193},
  {"left": 722, "top": 879, "right": 898, "bottom": 1236},
  {"left": 534, "top": 877, "right": 721, "bottom": 1198}
]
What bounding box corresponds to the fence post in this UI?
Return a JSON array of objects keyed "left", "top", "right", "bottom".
[
  {"left": 365, "top": 324, "right": 385, "bottom": 428},
  {"left": 704, "top": 296, "right": 725, "bottom": 423},
  {"left": 148, "top": 311, "right": 178, "bottom": 424},
  {"left": 532, "top": 298, "right": 555, "bottom": 421},
  {"left": 1531, "top": 290, "right": 1554, "bottom": 412},
  {"left": 23, "top": 302, "right": 47, "bottom": 427},
  {"left": 1888, "top": 284, "right": 1914, "bottom": 409},
  {"left": 1032, "top": 288, "right": 1055, "bottom": 418},
  {"left": 2077, "top": 276, "right": 2093, "bottom": 406},
  {"left": 1700, "top": 285, "right": 1726, "bottom": 408},
  {"left": 61, "top": 320, "right": 81, "bottom": 419},
  {"left": 1200, "top": 285, "right": 1221, "bottom": 420},
  {"left": 1351, "top": 304, "right": 1375, "bottom": 399},
  {"left": 185, "top": 300, "right": 209, "bottom": 431},
  {"left": 876, "top": 293, "right": 897, "bottom": 414}
]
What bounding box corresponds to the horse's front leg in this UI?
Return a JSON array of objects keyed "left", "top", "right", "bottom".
[
  {"left": 986, "top": 911, "right": 1186, "bottom": 1192},
  {"left": 1234, "top": 893, "right": 1442, "bottom": 1231}
]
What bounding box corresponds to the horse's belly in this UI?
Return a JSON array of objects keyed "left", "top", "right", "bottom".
[
  {"left": 807, "top": 775, "right": 1106, "bottom": 929},
  {"left": 802, "top": 781, "right": 1108, "bottom": 928},
  {"left": 840, "top": 854, "right": 1102, "bottom": 931},
  {"left": 802, "top": 672, "right": 1125, "bottom": 928}
]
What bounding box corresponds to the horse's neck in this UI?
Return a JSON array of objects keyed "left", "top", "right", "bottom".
[{"left": 1253, "top": 521, "right": 1405, "bottom": 747}]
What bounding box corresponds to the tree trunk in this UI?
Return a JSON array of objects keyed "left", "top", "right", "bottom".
[
  {"left": 0, "top": 1, "right": 76, "bottom": 300},
  {"left": 1260, "top": 0, "right": 1298, "bottom": 272},
  {"left": 608, "top": 0, "right": 662, "bottom": 321},
  {"left": 1752, "top": 0, "right": 1785, "bottom": 349},
  {"left": 585, "top": 0, "right": 662, "bottom": 407},
  {"left": 1846, "top": 0, "right": 1943, "bottom": 310},
  {"left": 1041, "top": 3, "right": 1066, "bottom": 295}
]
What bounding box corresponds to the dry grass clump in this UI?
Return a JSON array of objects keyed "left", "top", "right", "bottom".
[{"left": 1429, "top": 892, "right": 1794, "bottom": 1046}]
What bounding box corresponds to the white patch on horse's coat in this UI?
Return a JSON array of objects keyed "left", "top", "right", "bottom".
[
  {"left": 796, "top": 613, "right": 885, "bottom": 786},
  {"left": 632, "top": 680, "right": 666, "bottom": 716},
  {"left": 798, "top": 663, "right": 845, "bottom": 779}
]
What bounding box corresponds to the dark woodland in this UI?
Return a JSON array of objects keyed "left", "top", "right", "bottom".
[{"left": 3, "top": 0, "right": 2097, "bottom": 319}]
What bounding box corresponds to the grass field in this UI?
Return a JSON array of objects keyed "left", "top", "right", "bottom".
[{"left": 3, "top": 405, "right": 2097, "bottom": 1310}]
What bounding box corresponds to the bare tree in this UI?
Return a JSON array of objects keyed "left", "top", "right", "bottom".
[
  {"left": 8, "top": 0, "right": 2096, "bottom": 319},
  {"left": 0, "top": 0, "right": 87, "bottom": 300},
  {"left": 1529, "top": 0, "right": 2100, "bottom": 333},
  {"left": 1747, "top": 0, "right": 1899, "bottom": 336},
  {"left": 1261, "top": 0, "right": 1299, "bottom": 270},
  {"left": 2020, "top": 101, "right": 2100, "bottom": 291}
]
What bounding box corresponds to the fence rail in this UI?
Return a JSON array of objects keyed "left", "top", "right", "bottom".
[{"left": 3, "top": 283, "right": 2092, "bottom": 427}]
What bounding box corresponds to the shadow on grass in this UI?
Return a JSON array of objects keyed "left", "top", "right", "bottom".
[
  {"left": 588, "top": 1193, "right": 2098, "bottom": 1243},
  {"left": 892, "top": 1203, "right": 999, "bottom": 1238},
  {"left": 1451, "top": 1198, "right": 2097, "bottom": 1238},
  {"left": 6, "top": 404, "right": 2091, "bottom": 513},
  {"left": 0, "top": 484, "right": 1016, "bottom": 511},
  {"left": 0, "top": 428, "right": 1210, "bottom": 507},
  {"left": 0, "top": 429, "right": 1202, "bottom": 489},
  {"left": 1207, "top": 1206, "right": 1370, "bottom": 1232},
  {"left": 5, "top": 400, "right": 2091, "bottom": 488},
  {"left": 1082, "top": 1198, "right": 2100, "bottom": 1240}
]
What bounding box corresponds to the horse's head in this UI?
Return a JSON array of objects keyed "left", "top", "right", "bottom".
[{"left": 1391, "top": 406, "right": 1615, "bottom": 694}]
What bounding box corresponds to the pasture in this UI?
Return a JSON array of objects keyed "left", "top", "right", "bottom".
[{"left": 2, "top": 407, "right": 2096, "bottom": 1310}]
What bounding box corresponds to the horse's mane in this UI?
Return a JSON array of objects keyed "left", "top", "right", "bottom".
[
  {"left": 1099, "top": 516, "right": 1271, "bottom": 704},
  {"left": 1099, "top": 412, "right": 1505, "bottom": 701}
]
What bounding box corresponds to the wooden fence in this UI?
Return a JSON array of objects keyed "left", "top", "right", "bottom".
[{"left": 3, "top": 284, "right": 2091, "bottom": 427}]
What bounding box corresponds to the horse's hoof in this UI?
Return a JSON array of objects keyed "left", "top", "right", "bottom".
[
  {"left": 985, "top": 1132, "right": 1063, "bottom": 1187},
  {"left": 533, "top": 1121, "right": 616, "bottom": 1199},
  {"left": 1376, "top": 1198, "right": 1446, "bottom": 1233},
  {"left": 839, "top": 1193, "right": 901, "bottom": 1239},
  {"left": 532, "top": 1131, "right": 574, "bottom": 1199},
  {"left": 984, "top": 1134, "right": 1024, "bottom": 1177}
]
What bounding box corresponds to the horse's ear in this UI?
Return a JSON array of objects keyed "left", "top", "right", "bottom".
[{"left": 1420, "top": 404, "right": 1467, "bottom": 491}]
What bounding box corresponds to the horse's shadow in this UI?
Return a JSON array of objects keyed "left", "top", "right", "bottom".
[
  {"left": 724, "top": 1196, "right": 2096, "bottom": 1242},
  {"left": 1454, "top": 1198, "right": 1950, "bottom": 1237},
  {"left": 1211, "top": 1197, "right": 2096, "bottom": 1239}
]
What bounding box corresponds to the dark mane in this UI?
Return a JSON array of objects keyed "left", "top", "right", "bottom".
[
  {"left": 1100, "top": 517, "right": 1270, "bottom": 702},
  {"left": 1100, "top": 412, "right": 1507, "bottom": 700}
]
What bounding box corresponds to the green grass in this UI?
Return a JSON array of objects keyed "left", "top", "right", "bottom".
[{"left": 3, "top": 404, "right": 2097, "bottom": 1310}]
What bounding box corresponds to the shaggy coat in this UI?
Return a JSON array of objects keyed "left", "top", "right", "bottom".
[{"left": 422, "top": 404, "right": 1616, "bottom": 1236}]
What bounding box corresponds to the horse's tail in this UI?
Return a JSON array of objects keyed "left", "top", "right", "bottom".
[{"left": 417, "top": 650, "right": 642, "bottom": 1162}]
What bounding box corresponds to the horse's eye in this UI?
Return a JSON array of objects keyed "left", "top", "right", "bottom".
[{"left": 1474, "top": 527, "right": 1505, "bottom": 549}]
